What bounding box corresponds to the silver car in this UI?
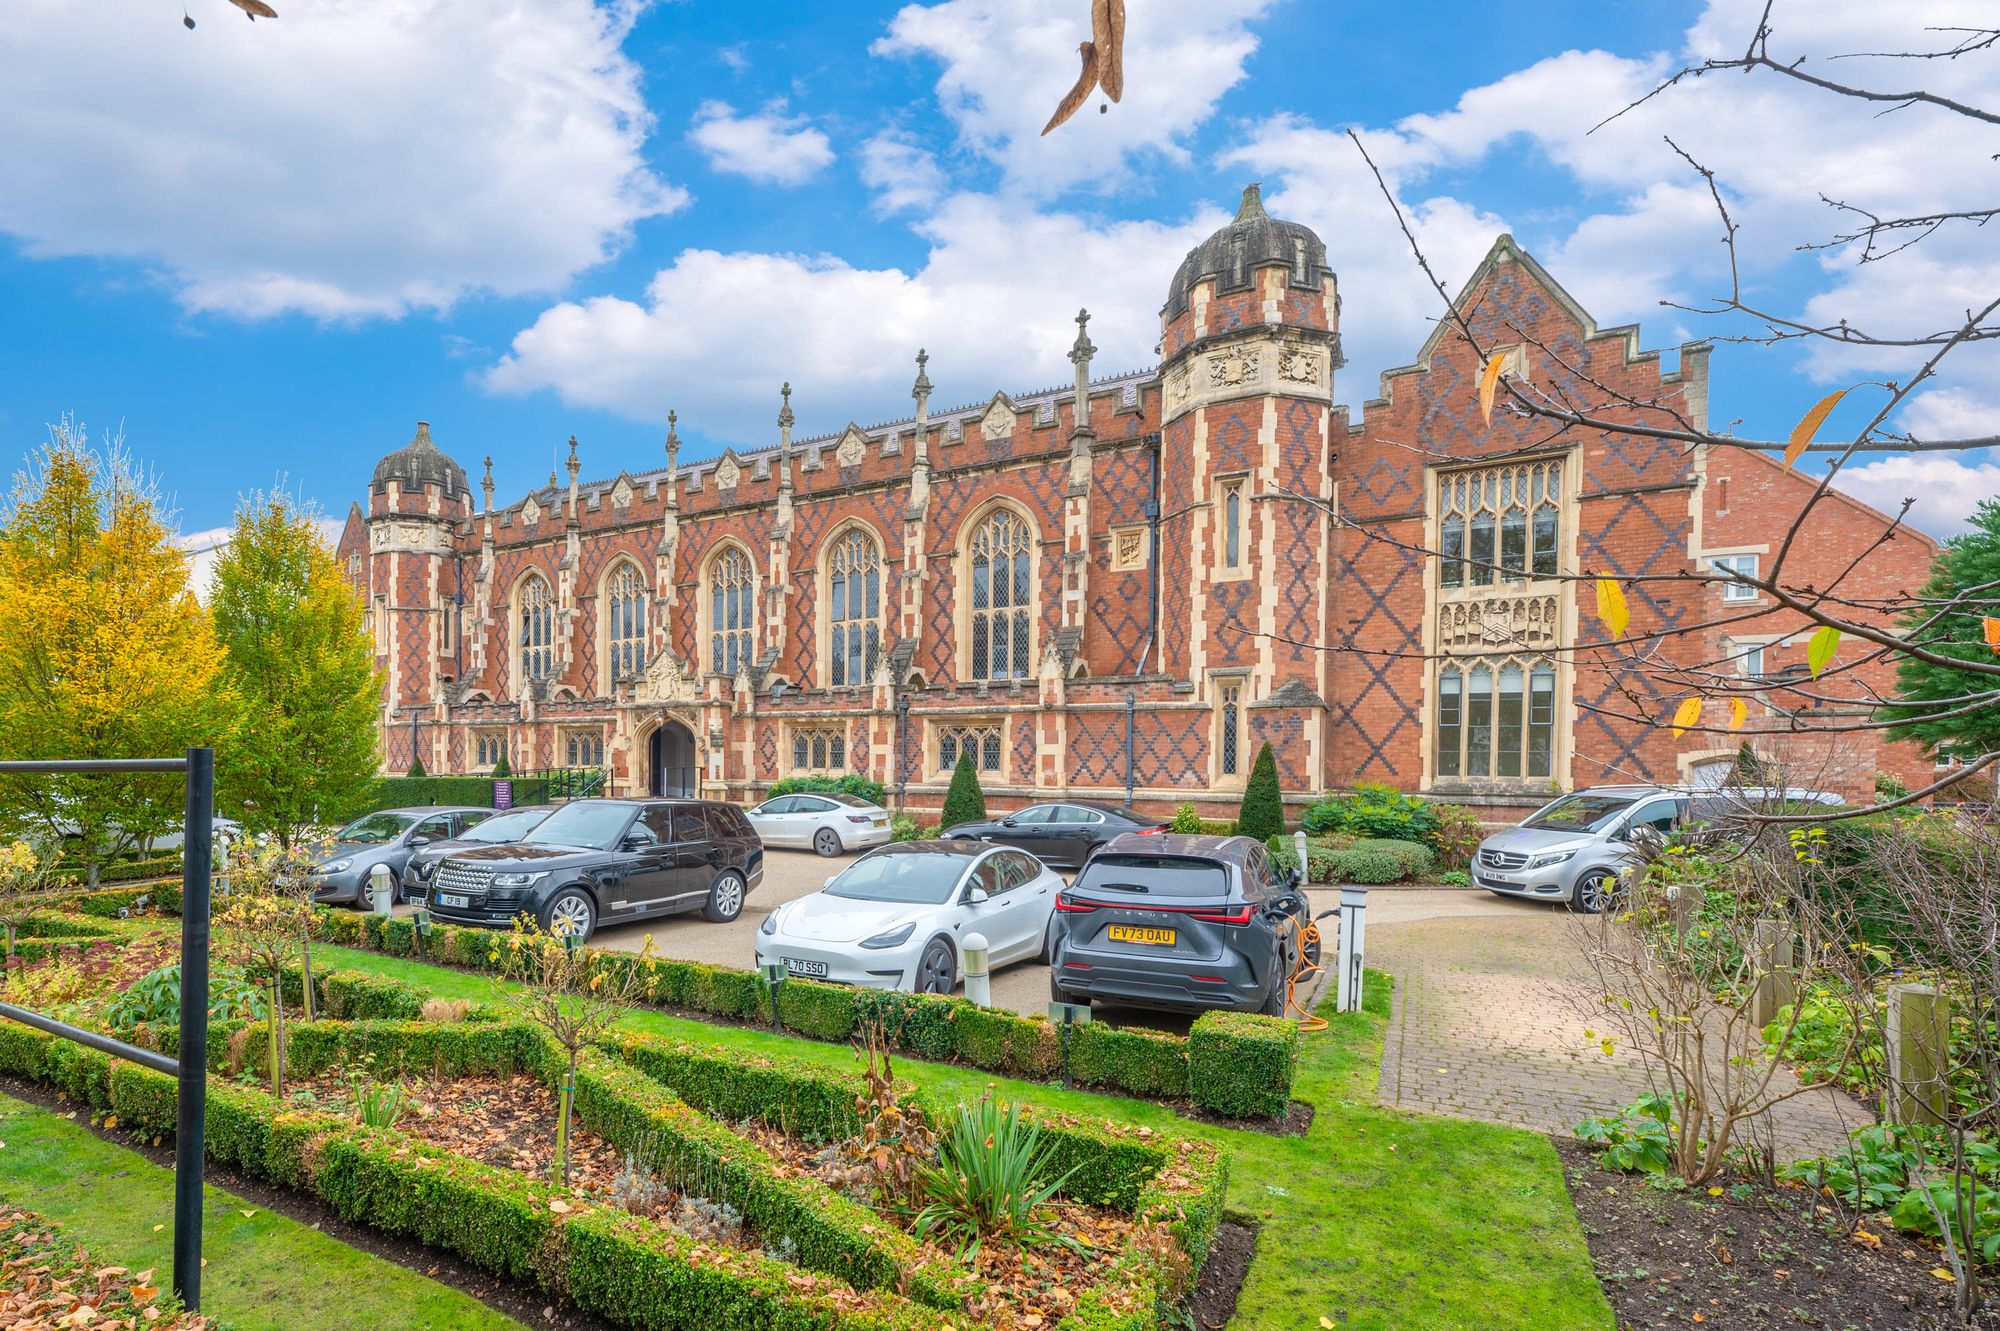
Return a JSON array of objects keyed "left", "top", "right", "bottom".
[{"left": 1471, "top": 785, "right": 1688, "bottom": 914}]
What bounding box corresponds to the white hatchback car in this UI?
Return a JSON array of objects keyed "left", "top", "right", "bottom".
[
  {"left": 746, "top": 793, "right": 893, "bottom": 856},
  {"left": 756, "top": 840, "right": 1059, "bottom": 994}
]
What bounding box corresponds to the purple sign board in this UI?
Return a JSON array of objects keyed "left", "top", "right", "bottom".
[{"left": 493, "top": 780, "right": 513, "bottom": 810}]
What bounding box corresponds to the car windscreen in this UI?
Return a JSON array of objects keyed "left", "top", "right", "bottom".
[
  {"left": 335, "top": 812, "right": 416, "bottom": 844},
  {"left": 1521, "top": 794, "right": 1636, "bottom": 834},
  {"left": 522, "top": 803, "right": 633, "bottom": 851},
  {"left": 464, "top": 810, "right": 546, "bottom": 843},
  {"left": 1071, "top": 853, "right": 1229, "bottom": 899},
  {"left": 824, "top": 852, "right": 964, "bottom": 905}
]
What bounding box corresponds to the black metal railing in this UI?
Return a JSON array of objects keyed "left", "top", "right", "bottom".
[{"left": 0, "top": 751, "right": 213, "bottom": 1310}]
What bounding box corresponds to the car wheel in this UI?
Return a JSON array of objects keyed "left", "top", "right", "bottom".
[
  {"left": 541, "top": 888, "right": 597, "bottom": 942},
  {"left": 703, "top": 870, "right": 747, "bottom": 923},
  {"left": 1571, "top": 869, "right": 1619, "bottom": 915},
  {"left": 812, "top": 827, "right": 842, "bottom": 857},
  {"left": 1259, "top": 974, "right": 1289, "bottom": 1017},
  {"left": 1050, "top": 971, "right": 1081, "bottom": 1005},
  {"left": 915, "top": 938, "right": 956, "bottom": 995}
]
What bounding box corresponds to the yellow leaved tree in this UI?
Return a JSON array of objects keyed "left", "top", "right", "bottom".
[{"left": 0, "top": 420, "right": 240, "bottom": 885}]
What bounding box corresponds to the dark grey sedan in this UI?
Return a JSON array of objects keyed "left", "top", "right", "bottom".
[
  {"left": 310, "top": 806, "right": 493, "bottom": 907},
  {"left": 1049, "top": 832, "right": 1312, "bottom": 1016},
  {"left": 943, "top": 800, "right": 1167, "bottom": 870}
]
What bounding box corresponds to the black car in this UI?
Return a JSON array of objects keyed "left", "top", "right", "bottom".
[
  {"left": 426, "top": 797, "right": 763, "bottom": 942},
  {"left": 1049, "top": 832, "right": 1312, "bottom": 1016},
  {"left": 402, "top": 805, "right": 552, "bottom": 905},
  {"left": 944, "top": 800, "right": 1168, "bottom": 869}
]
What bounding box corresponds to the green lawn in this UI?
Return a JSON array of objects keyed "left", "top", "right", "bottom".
[
  {"left": 317, "top": 944, "right": 1615, "bottom": 1330},
  {"left": 0, "top": 1092, "right": 525, "bottom": 1331}
]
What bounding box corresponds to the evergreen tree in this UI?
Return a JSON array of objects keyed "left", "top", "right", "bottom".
[
  {"left": 1882, "top": 498, "right": 2000, "bottom": 764},
  {"left": 491, "top": 750, "right": 512, "bottom": 779},
  {"left": 1235, "top": 741, "right": 1285, "bottom": 842},
  {"left": 939, "top": 749, "right": 986, "bottom": 828},
  {"left": 213, "top": 490, "right": 383, "bottom": 847},
  {"left": 406, "top": 757, "right": 429, "bottom": 779},
  {"left": 0, "top": 420, "right": 239, "bottom": 883}
]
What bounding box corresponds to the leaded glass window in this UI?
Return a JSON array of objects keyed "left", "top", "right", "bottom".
[
  {"left": 708, "top": 547, "right": 755, "bottom": 676},
  {"left": 938, "top": 723, "right": 1003, "bottom": 775},
  {"left": 1438, "top": 460, "right": 1562, "bottom": 588},
  {"left": 827, "top": 530, "right": 881, "bottom": 687},
  {"left": 1436, "top": 656, "right": 1556, "bottom": 781},
  {"left": 968, "top": 510, "right": 1032, "bottom": 681},
  {"left": 606, "top": 564, "right": 648, "bottom": 682},
  {"left": 518, "top": 575, "right": 554, "bottom": 684},
  {"left": 790, "top": 726, "right": 847, "bottom": 773},
  {"left": 1219, "top": 681, "right": 1242, "bottom": 778}
]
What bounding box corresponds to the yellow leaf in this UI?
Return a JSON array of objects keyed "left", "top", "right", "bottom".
[
  {"left": 1595, "top": 577, "right": 1630, "bottom": 640},
  {"left": 1933, "top": 1267, "right": 1955, "bottom": 1281},
  {"left": 1320, "top": 1320, "right": 1335, "bottom": 1330},
  {"left": 1807, "top": 624, "right": 1841, "bottom": 679},
  {"left": 102, "top": 1115, "right": 116, "bottom": 1129},
  {"left": 1728, "top": 698, "right": 1747, "bottom": 732},
  {"left": 239, "top": 1209, "right": 256, "bottom": 1218},
  {"left": 1478, "top": 351, "right": 1508, "bottom": 425},
  {"left": 1599, "top": 1038, "right": 1615, "bottom": 1056},
  {"left": 1670, "top": 697, "right": 1702, "bottom": 737},
  {"left": 151, "top": 1224, "right": 164, "bottom": 1232},
  {"left": 549, "top": 1198, "right": 572, "bottom": 1214},
  {"left": 1784, "top": 388, "right": 1848, "bottom": 468},
  {"left": 1707, "top": 1187, "right": 1723, "bottom": 1196},
  {"left": 1984, "top": 617, "right": 2000, "bottom": 653}
]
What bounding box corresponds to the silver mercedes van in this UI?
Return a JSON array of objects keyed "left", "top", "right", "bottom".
[{"left": 1471, "top": 785, "right": 1687, "bottom": 913}]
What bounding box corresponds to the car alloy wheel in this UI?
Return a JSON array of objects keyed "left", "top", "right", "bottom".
[
  {"left": 813, "top": 827, "right": 841, "bottom": 857},
  {"left": 703, "top": 870, "right": 746, "bottom": 923},
  {"left": 1572, "top": 870, "right": 1618, "bottom": 915},
  {"left": 915, "top": 938, "right": 955, "bottom": 995},
  {"left": 544, "top": 889, "right": 596, "bottom": 941}
]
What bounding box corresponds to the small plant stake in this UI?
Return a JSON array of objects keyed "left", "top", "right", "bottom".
[
  {"left": 1048, "top": 1000, "right": 1090, "bottom": 1090},
  {"left": 762, "top": 961, "right": 786, "bottom": 1031}
]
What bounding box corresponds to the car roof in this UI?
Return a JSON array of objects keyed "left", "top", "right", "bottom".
[
  {"left": 1097, "top": 831, "right": 1256, "bottom": 861},
  {"left": 370, "top": 806, "right": 494, "bottom": 817},
  {"left": 866, "top": 839, "right": 989, "bottom": 859},
  {"left": 1569, "top": 785, "right": 1675, "bottom": 797},
  {"left": 1036, "top": 798, "right": 1139, "bottom": 817}
]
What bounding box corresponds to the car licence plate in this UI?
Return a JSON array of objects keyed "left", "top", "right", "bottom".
[
  {"left": 784, "top": 957, "right": 828, "bottom": 979},
  {"left": 439, "top": 893, "right": 470, "bottom": 908},
  {"left": 1107, "top": 925, "right": 1176, "bottom": 946}
]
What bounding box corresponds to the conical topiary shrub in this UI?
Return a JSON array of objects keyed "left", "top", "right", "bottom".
[
  {"left": 406, "top": 757, "right": 429, "bottom": 779},
  {"left": 1234, "top": 741, "right": 1285, "bottom": 843},
  {"left": 940, "top": 749, "right": 987, "bottom": 829},
  {"left": 491, "top": 750, "right": 513, "bottom": 779}
]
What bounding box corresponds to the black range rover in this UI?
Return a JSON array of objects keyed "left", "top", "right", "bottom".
[{"left": 426, "top": 797, "right": 763, "bottom": 942}]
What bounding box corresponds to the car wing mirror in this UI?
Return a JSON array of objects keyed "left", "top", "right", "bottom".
[
  {"left": 1284, "top": 866, "right": 1303, "bottom": 889},
  {"left": 964, "top": 887, "right": 990, "bottom": 906},
  {"left": 998, "top": 816, "right": 1017, "bottom": 827},
  {"left": 408, "top": 834, "right": 433, "bottom": 847},
  {"left": 620, "top": 832, "right": 652, "bottom": 850}
]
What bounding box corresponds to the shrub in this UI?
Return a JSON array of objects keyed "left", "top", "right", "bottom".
[
  {"left": 103, "top": 962, "right": 267, "bottom": 1030},
  {"left": 1438, "top": 869, "right": 1470, "bottom": 887},
  {"left": 768, "top": 773, "right": 887, "bottom": 806},
  {"left": 1426, "top": 803, "right": 1484, "bottom": 871},
  {"left": 913, "top": 1095, "right": 1075, "bottom": 1258},
  {"left": 1301, "top": 783, "right": 1438, "bottom": 842},
  {"left": 1169, "top": 804, "right": 1203, "bottom": 834},
  {"left": 1067, "top": 1023, "right": 1189, "bottom": 1099},
  {"left": 1234, "top": 742, "right": 1285, "bottom": 843},
  {"left": 1328, "top": 848, "right": 1403, "bottom": 885},
  {"left": 889, "top": 814, "right": 932, "bottom": 843},
  {"left": 491, "top": 751, "right": 512, "bottom": 779},
  {"left": 318, "top": 969, "right": 428, "bottom": 1021},
  {"left": 406, "top": 757, "right": 429, "bottom": 779},
  {"left": 1348, "top": 838, "right": 1432, "bottom": 879},
  {"left": 1575, "top": 1094, "right": 1677, "bottom": 1173},
  {"left": 1189, "top": 1011, "right": 1297, "bottom": 1119},
  {"left": 939, "top": 751, "right": 986, "bottom": 829}
]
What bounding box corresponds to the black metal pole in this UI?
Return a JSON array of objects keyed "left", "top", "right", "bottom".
[
  {"left": 1124, "top": 690, "right": 1136, "bottom": 807},
  {"left": 173, "top": 746, "right": 213, "bottom": 1311},
  {"left": 0, "top": 1002, "right": 177, "bottom": 1075},
  {"left": 896, "top": 695, "right": 910, "bottom": 811}
]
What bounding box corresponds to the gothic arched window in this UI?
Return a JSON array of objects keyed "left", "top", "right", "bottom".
[
  {"left": 605, "top": 563, "right": 648, "bottom": 683},
  {"left": 708, "top": 546, "right": 756, "bottom": 676},
  {"left": 517, "top": 574, "right": 554, "bottom": 687},
  {"left": 967, "top": 508, "right": 1032, "bottom": 681},
  {"left": 1438, "top": 459, "right": 1563, "bottom": 588},
  {"left": 1436, "top": 655, "right": 1557, "bottom": 780},
  {"left": 826, "top": 529, "right": 882, "bottom": 687}
]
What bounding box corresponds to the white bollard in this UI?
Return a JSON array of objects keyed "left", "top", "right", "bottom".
[
  {"left": 962, "top": 931, "right": 992, "bottom": 1007},
  {"left": 1335, "top": 884, "right": 1370, "bottom": 1013},
  {"left": 1293, "top": 830, "right": 1308, "bottom": 880},
  {"left": 369, "top": 863, "right": 395, "bottom": 917}
]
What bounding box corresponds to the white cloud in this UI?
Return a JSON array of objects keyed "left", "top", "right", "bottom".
[
  {"left": 484, "top": 195, "right": 1219, "bottom": 439},
  {"left": 688, "top": 100, "right": 835, "bottom": 186},
  {"left": 1902, "top": 387, "right": 2000, "bottom": 443},
  {"left": 872, "top": 0, "right": 1275, "bottom": 193},
  {"left": 858, "top": 131, "right": 946, "bottom": 215},
  {"left": 0, "top": 0, "right": 683, "bottom": 320},
  {"left": 1831, "top": 452, "right": 2000, "bottom": 537}
]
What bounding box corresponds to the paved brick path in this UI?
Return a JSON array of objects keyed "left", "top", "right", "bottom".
[{"left": 1365, "top": 890, "right": 1869, "bottom": 1161}]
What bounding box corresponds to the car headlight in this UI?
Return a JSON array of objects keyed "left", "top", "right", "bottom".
[
  {"left": 320, "top": 858, "right": 353, "bottom": 874},
  {"left": 492, "top": 871, "right": 546, "bottom": 888},
  {"left": 859, "top": 922, "right": 915, "bottom": 950},
  {"left": 1527, "top": 850, "right": 1576, "bottom": 870},
  {"left": 760, "top": 912, "right": 779, "bottom": 936}
]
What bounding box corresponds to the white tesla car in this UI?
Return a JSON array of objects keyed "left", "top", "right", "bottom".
[
  {"left": 755, "top": 840, "right": 1059, "bottom": 994},
  {"left": 745, "top": 792, "right": 892, "bottom": 856}
]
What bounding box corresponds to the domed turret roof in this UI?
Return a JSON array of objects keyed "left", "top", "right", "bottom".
[
  {"left": 1163, "top": 183, "right": 1328, "bottom": 319},
  {"left": 371, "top": 421, "right": 467, "bottom": 496}
]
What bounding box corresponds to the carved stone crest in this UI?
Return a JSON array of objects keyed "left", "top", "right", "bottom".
[
  {"left": 1278, "top": 347, "right": 1321, "bottom": 384},
  {"left": 714, "top": 455, "right": 742, "bottom": 490},
  {"left": 633, "top": 651, "right": 698, "bottom": 705},
  {"left": 520, "top": 495, "right": 543, "bottom": 526},
  {"left": 1207, "top": 348, "right": 1261, "bottom": 388},
  {"left": 978, "top": 396, "right": 1016, "bottom": 442},
  {"left": 835, "top": 424, "right": 868, "bottom": 467},
  {"left": 609, "top": 476, "right": 634, "bottom": 508}
]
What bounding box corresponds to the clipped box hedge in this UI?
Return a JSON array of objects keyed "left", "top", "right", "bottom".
[
  {"left": 1188, "top": 1011, "right": 1299, "bottom": 1119},
  {"left": 313, "top": 907, "right": 1298, "bottom": 1119}
]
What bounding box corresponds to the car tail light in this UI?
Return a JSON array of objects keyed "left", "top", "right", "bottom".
[
  {"left": 1056, "top": 895, "right": 1252, "bottom": 925},
  {"left": 1064, "top": 961, "right": 1091, "bottom": 970},
  {"left": 845, "top": 815, "right": 871, "bottom": 824},
  {"left": 1191, "top": 974, "right": 1226, "bottom": 983},
  {"left": 1136, "top": 825, "right": 1165, "bottom": 834},
  {"left": 1056, "top": 894, "right": 1097, "bottom": 913},
  {"left": 1186, "top": 903, "right": 1256, "bottom": 924}
]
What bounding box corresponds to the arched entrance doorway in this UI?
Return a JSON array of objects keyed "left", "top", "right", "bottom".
[{"left": 649, "top": 720, "right": 698, "bottom": 797}]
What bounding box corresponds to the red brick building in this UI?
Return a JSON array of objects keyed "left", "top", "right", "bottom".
[{"left": 341, "top": 185, "right": 1937, "bottom": 818}]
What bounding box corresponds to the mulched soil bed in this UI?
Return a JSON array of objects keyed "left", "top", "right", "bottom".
[
  {"left": 1557, "top": 1137, "right": 1999, "bottom": 1330},
  {"left": 1187, "top": 1220, "right": 1255, "bottom": 1331}
]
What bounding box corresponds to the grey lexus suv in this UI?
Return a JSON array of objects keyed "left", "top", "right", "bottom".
[{"left": 1472, "top": 785, "right": 1687, "bottom": 913}]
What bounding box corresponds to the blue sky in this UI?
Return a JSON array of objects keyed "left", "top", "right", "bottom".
[{"left": 1, "top": 0, "right": 1993, "bottom": 544}]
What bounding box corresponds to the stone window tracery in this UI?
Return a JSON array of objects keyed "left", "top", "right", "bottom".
[
  {"left": 1218, "top": 680, "right": 1243, "bottom": 779},
  {"left": 826, "top": 529, "right": 882, "bottom": 687},
  {"left": 517, "top": 574, "right": 554, "bottom": 687},
  {"left": 967, "top": 509, "right": 1032, "bottom": 681},
  {"left": 938, "top": 722, "right": 1003, "bottom": 776},
  {"left": 707, "top": 546, "right": 756, "bottom": 676},
  {"left": 605, "top": 563, "right": 648, "bottom": 683},
  {"left": 1438, "top": 460, "right": 1561, "bottom": 588},
  {"left": 790, "top": 725, "right": 847, "bottom": 773},
  {"left": 564, "top": 730, "right": 604, "bottom": 768},
  {"left": 1436, "top": 656, "right": 1557, "bottom": 780},
  {"left": 473, "top": 730, "right": 508, "bottom": 769}
]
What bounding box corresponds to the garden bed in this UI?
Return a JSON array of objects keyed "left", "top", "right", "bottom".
[
  {"left": 1558, "top": 1139, "right": 1997, "bottom": 1330},
  {"left": 0, "top": 1199, "right": 209, "bottom": 1329}
]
